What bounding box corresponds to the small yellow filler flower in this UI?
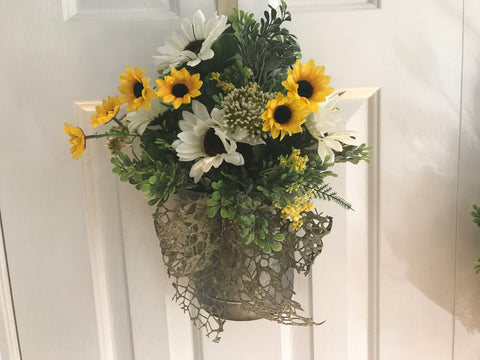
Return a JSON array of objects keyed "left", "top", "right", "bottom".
[
  {"left": 156, "top": 67, "right": 203, "bottom": 109},
  {"left": 261, "top": 93, "right": 311, "bottom": 140},
  {"left": 279, "top": 148, "right": 309, "bottom": 172},
  {"left": 280, "top": 192, "right": 315, "bottom": 230},
  {"left": 282, "top": 59, "right": 333, "bottom": 112},
  {"left": 118, "top": 65, "right": 158, "bottom": 112},
  {"left": 90, "top": 96, "right": 122, "bottom": 127},
  {"left": 63, "top": 122, "right": 86, "bottom": 160}
]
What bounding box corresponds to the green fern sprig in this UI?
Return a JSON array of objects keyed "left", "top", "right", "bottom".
[
  {"left": 310, "top": 183, "right": 352, "bottom": 210},
  {"left": 229, "top": 0, "right": 301, "bottom": 91}
]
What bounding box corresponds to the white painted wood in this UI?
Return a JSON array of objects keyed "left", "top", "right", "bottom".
[
  {"left": 3, "top": 0, "right": 480, "bottom": 359},
  {"left": 77, "top": 102, "right": 135, "bottom": 360},
  {"left": 217, "top": 0, "right": 238, "bottom": 15},
  {"left": 286, "top": 0, "right": 379, "bottom": 12},
  {"left": 0, "top": 216, "right": 21, "bottom": 360},
  {"left": 62, "top": 0, "right": 180, "bottom": 21},
  {"left": 452, "top": 0, "right": 480, "bottom": 358},
  {"left": 76, "top": 103, "right": 194, "bottom": 360},
  {"left": 0, "top": 0, "right": 214, "bottom": 357},
  {"left": 312, "top": 88, "right": 379, "bottom": 360},
  {"left": 239, "top": 0, "right": 380, "bottom": 16},
  {"left": 284, "top": 1, "right": 466, "bottom": 359},
  {"left": 116, "top": 181, "right": 178, "bottom": 360}
]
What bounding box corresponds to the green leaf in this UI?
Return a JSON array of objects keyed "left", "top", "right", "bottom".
[
  {"left": 211, "top": 191, "right": 221, "bottom": 201},
  {"left": 240, "top": 227, "right": 250, "bottom": 237},
  {"left": 206, "top": 199, "right": 218, "bottom": 207},
  {"left": 226, "top": 207, "right": 236, "bottom": 219},
  {"left": 207, "top": 206, "right": 219, "bottom": 218},
  {"left": 212, "top": 180, "right": 223, "bottom": 190},
  {"left": 271, "top": 242, "right": 282, "bottom": 252},
  {"left": 274, "top": 233, "right": 285, "bottom": 242},
  {"left": 262, "top": 243, "right": 271, "bottom": 253},
  {"left": 220, "top": 207, "right": 229, "bottom": 218}
]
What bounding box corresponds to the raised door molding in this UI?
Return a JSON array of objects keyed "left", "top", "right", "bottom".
[
  {"left": 76, "top": 101, "right": 135, "bottom": 360},
  {"left": 0, "top": 214, "right": 21, "bottom": 360},
  {"left": 285, "top": 0, "right": 380, "bottom": 11},
  {"left": 311, "top": 88, "right": 380, "bottom": 360},
  {"left": 62, "top": 0, "right": 181, "bottom": 21},
  {"left": 239, "top": 0, "right": 379, "bottom": 15}
]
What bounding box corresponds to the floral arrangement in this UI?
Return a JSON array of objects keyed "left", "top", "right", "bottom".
[{"left": 63, "top": 1, "right": 370, "bottom": 340}]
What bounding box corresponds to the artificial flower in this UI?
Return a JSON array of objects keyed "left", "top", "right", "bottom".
[
  {"left": 156, "top": 67, "right": 202, "bottom": 109},
  {"left": 280, "top": 193, "right": 315, "bottom": 230},
  {"left": 153, "top": 10, "right": 230, "bottom": 72},
  {"left": 261, "top": 93, "right": 311, "bottom": 140},
  {"left": 217, "top": 86, "right": 274, "bottom": 145},
  {"left": 63, "top": 123, "right": 85, "bottom": 160},
  {"left": 172, "top": 101, "right": 244, "bottom": 182},
  {"left": 125, "top": 98, "right": 168, "bottom": 135},
  {"left": 90, "top": 96, "right": 122, "bottom": 127},
  {"left": 305, "top": 95, "right": 358, "bottom": 163},
  {"left": 118, "top": 65, "right": 158, "bottom": 112},
  {"left": 106, "top": 129, "right": 128, "bottom": 156},
  {"left": 282, "top": 59, "right": 334, "bottom": 113},
  {"left": 279, "top": 148, "right": 309, "bottom": 172}
]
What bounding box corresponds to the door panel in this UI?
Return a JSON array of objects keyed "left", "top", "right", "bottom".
[
  {"left": 75, "top": 88, "right": 378, "bottom": 360},
  {"left": 2, "top": 0, "right": 480, "bottom": 359},
  {"left": 0, "top": 0, "right": 215, "bottom": 359},
  {"left": 453, "top": 0, "right": 480, "bottom": 357}
]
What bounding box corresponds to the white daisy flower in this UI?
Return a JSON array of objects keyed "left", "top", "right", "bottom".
[
  {"left": 305, "top": 94, "right": 358, "bottom": 163},
  {"left": 125, "top": 98, "right": 168, "bottom": 135},
  {"left": 172, "top": 101, "right": 244, "bottom": 183},
  {"left": 153, "top": 10, "right": 230, "bottom": 73}
]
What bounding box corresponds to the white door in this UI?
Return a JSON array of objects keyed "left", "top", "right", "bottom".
[
  {"left": 257, "top": 0, "right": 479, "bottom": 359},
  {"left": 1, "top": 1, "right": 480, "bottom": 360}
]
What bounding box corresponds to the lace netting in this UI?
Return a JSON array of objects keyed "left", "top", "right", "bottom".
[{"left": 153, "top": 191, "right": 332, "bottom": 342}]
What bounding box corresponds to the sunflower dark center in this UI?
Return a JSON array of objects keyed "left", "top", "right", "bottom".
[
  {"left": 273, "top": 105, "right": 292, "bottom": 124},
  {"left": 133, "top": 81, "right": 144, "bottom": 98},
  {"left": 184, "top": 39, "right": 205, "bottom": 55},
  {"left": 297, "top": 80, "right": 314, "bottom": 99},
  {"left": 204, "top": 128, "right": 226, "bottom": 157},
  {"left": 172, "top": 83, "right": 189, "bottom": 98}
]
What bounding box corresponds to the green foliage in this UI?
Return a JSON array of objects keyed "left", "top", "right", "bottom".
[
  {"left": 334, "top": 143, "right": 371, "bottom": 164},
  {"left": 83, "top": 1, "right": 371, "bottom": 254},
  {"left": 111, "top": 147, "right": 189, "bottom": 207},
  {"left": 471, "top": 204, "right": 480, "bottom": 228},
  {"left": 192, "top": 34, "right": 238, "bottom": 75},
  {"left": 206, "top": 180, "right": 236, "bottom": 220},
  {"left": 229, "top": 0, "right": 301, "bottom": 91},
  {"left": 235, "top": 191, "right": 285, "bottom": 253},
  {"left": 471, "top": 205, "right": 480, "bottom": 274},
  {"left": 475, "top": 260, "right": 480, "bottom": 275},
  {"left": 220, "top": 60, "right": 253, "bottom": 88},
  {"left": 311, "top": 183, "right": 352, "bottom": 210}
]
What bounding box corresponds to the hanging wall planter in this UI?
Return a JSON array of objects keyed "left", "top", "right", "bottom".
[
  {"left": 153, "top": 190, "right": 332, "bottom": 340},
  {"left": 64, "top": 0, "right": 370, "bottom": 342}
]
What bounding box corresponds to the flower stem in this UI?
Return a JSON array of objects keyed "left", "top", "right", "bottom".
[
  {"left": 113, "top": 117, "right": 123, "bottom": 127},
  {"left": 85, "top": 132, "right": 136, "bottom": 140}
]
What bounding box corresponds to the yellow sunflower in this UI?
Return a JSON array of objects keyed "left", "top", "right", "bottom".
[
  {"left": 282, "top": 59, "right": 334, "bottom": 112},
  {"left": 90, "top": 96, "right": 122, "bottom": 127},
  {"left": 63, "top": 123, "right": 86, "bottom": 160},
  {"left": 156, "top": 67, "right": 203, "bottom": 109},
  {"left": 118, "top": 65, "right": 158, "bottom": 112},
  {"left": 261, "top": 93, "right": 311, "bottom": 140}
]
